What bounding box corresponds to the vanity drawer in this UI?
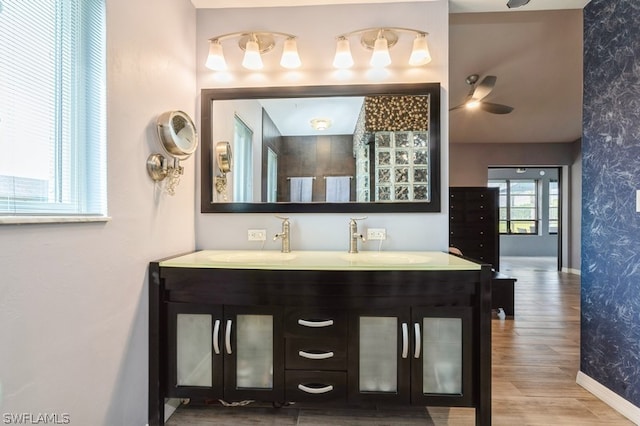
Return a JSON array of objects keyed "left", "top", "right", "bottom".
[
  {"left": 285, "top": 371, "right": 347, "bottom": 403},
  {"left": 284, "top": 308, "right": 347, "bottom": 338},
  {"left": 285, "top": 337, "right": 347, "bottom": 370}
]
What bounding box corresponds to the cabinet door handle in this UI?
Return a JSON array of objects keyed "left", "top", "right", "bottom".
[
  {"left": 225, "top": 319, "right": 232, "bottom": 354},
  {"left": 298, "top": 384, "right": 334, "bottom": 394},
  {"left": 213, "top": 319, "right": 221, "bottom": 355},
  {"left": 401, "top": 323, "right": 409, "bottom": 359},
  {"left": 298, "top": 350, "right": 334, "bottom": 360},
  {"left": 298, "top": 319, "right": 334, "bottom": 328},
  {"left": 414, "top": 322, "right": 421, "bottom": 359}
]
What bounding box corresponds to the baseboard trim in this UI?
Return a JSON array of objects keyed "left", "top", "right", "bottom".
[
  {"left": 576, "top": 371, "right": 640, "bottom": 424},
  {"left": 562, "top": 267, "right": 581, "bottom": 275},
  {"left": 164, "top": 398, "right": 180, "bottom": 422}
]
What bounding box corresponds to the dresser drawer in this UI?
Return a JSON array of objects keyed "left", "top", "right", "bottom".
[
  {"left": 284, "top": 308, "right": 347, "bottom": 338},
  {"left": 451, "top": 236, "right": 494, "bottom": 248},
  {"left": 285, "top": 337, "right": 347, "bottom": 370},
  {"left": 462, "top": 250, "right": 494, "bottom": 265},
  {"left": 450, "top": 225, "right": 494, "bottom": 238},
  {"left": 285, "top": 371, "right": 347, "bottom": 403}
]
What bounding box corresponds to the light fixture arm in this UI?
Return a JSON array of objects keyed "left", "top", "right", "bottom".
[
  {"left": 208, "top": 30, "right": 298, "bottom": 46},
  {"left": 336, "top": 27, "right": 428, "bottom": 45}
]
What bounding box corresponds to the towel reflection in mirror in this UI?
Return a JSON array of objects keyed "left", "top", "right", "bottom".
[
  {"left": 325, "top": 176, "right": 352, "bottom": 202},
  {"left": 288, "top": 177, "right": 314, "bottom": 202}
]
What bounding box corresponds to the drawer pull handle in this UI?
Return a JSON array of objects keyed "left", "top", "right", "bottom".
[
  {"left": 213, "top": 319, "right": 221, "bottom": 355},
  {"left": 298, "top": 319, "right": 334, "bottom": 328},
  {"left": 414, "top": 322, "right": 421, "bottom": 359},
  {"left": 401, "top": 323, "right": 409, "bottom": 359},
  {"left": 298, "top": 384, "right": 334, "bottom": 394},
  {"left": 225, "top": 319, "right": 232, "bottom": 354},
  {"left": 299, "top": 350, "right": 334, "bottom": 360}
]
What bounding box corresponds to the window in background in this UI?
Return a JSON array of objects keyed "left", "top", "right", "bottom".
[
  {"left": 0, "top": 0, "right": 106, "bottom": 219},
  {"left": 490, "top": 180, "right": 508, "bottom": 233},
  {"left": 232, "top": 116, "right": 253, "bottom": 202},
  {"left": 549, "top": 179, "right": 559, "bottom": 234},
  {"left": 488, "top": 179, "right": 538, "bottom": 234}
]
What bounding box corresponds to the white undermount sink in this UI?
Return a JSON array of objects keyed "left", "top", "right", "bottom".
[
  {"left": 341, "top": 252, "right": 431, "bottom": 265},
  {"left": 208, "top": 251, "right": 297, "bottom": 264}
]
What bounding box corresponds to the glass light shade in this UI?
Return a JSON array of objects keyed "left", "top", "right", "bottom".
[
  {"left": 205, "top": 41, "right": 227, "bottom": 71},
  {"left": 280, "top": 38, "right": 301, "bottom": 69},
  {"left": 370, "top": 37, "right": 391, "bottom": 68},
  {"left": 242, "top": 40, "right": 263, "bottom": 70},
  {"left": 310, "top": 118, "right": 332, "bottom": 131},
  {"left": 409, "top": 35, "right": 432, "bottom": 66},
  {"left": 333, "top": 38, "right": 354, "bottom": 69}
]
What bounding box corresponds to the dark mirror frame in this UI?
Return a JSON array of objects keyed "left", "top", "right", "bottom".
[{"left": 200, "top": 83, "right": 441, "bottom": 213}]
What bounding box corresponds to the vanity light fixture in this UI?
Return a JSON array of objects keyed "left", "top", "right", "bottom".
[
  {"left": 333, "top": 27, "right": 432, "bottom": 69},
  {"left": 310, "top": 118, "right": 332, "bottom": 131},
  {"left": 205, "top": 31, "right": 301, "bottom": 71}
]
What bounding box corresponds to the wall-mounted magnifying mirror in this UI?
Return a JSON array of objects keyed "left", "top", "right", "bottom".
[
  {"left": 147, "top": 110, "right": 198, "bottom": 195},
  {"left": 214, "top": 141, "right": 233, "bottom": 200},
  {"left": 200, "top": 83, "right": 440, "bottom": 213}
]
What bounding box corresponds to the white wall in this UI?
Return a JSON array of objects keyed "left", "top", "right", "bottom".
[
  {"left": 0, "top": 0, "right": 196, "bottom": 425},
  {"left": 195, "top": 1, "right": 450, "bottom": 252}
]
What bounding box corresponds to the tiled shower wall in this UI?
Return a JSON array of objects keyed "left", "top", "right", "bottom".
[{"left": 582, "top": 0, "right": 640, "bottom": 406}]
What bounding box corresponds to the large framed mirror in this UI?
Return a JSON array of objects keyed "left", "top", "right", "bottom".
[{"left": 201, "top": 83, "right": 440, "bottom": 213}]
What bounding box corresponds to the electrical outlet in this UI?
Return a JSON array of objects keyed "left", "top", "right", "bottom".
[
  {"left": 367, "top": 228, "right": 386, "bottom": 240},
  {"left": 247, "top": 229, "right": 267, "bottom": 241}
]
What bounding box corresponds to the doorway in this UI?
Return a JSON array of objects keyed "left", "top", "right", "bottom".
[{"left": 488, "top": 167, "right": 561, "bottom": 272}]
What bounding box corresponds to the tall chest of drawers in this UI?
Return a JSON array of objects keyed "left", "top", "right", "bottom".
[{"left": 449, "top": 187, "right": 500, "bottom": 271}]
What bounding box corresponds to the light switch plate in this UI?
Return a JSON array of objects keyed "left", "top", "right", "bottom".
[
  {"left": 367, "top": 228, "right": 387, "bottom": 240},
  {"left": 247, "top": 229, "right": 267, "bottom": 241},
  {"left": 636, "top": 190, "right": 640, "bottom": 213}
]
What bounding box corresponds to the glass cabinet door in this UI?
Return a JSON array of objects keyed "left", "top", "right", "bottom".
[
  {"left": 348, "top": 309, "right": 410, "bottom": 404},
  {"left": 223, "top": 305, "right": 284, "bottom": 402},
  {"left": 167, "top": 303, "right": 224, "bottom": 399},
  {"left": 411, "top": 307, "right": 473, "bottom": 405}
]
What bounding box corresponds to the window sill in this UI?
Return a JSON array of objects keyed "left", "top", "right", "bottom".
[{"left": 0, "top": 216, "right": 112, "bottom": 225}]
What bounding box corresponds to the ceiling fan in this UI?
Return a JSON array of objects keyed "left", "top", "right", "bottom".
[{"left": 450, "top": 74, "right": 514, "bottom": 115}]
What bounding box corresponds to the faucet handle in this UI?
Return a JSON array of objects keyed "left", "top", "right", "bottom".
[{"left": 349, "top": 216, "right": 367, "bottom": 222}]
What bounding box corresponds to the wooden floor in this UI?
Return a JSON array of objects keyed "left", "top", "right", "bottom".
[{"left": 165, "top": 257, "right": 633, "bottom": 425}]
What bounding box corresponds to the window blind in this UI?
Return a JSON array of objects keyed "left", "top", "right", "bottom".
[{"left": 0, "top": 0, "right": 106, "bottom": 217}]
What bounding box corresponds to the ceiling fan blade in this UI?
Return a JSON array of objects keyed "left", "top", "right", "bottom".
[
  {"left": 471, "top": 75, "right": 497, "bottom": 101},
  {"left": 480, "top": 102, "right": 514, "bottom": 114},
  {"left": 449, "top": 103, "right": 466, "bottom": 111}
]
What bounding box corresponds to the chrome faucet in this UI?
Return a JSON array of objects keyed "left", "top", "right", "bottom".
[
  {"left": 348, "top": 217, "right": 367, "bottom": 253},
  {"left": 273, "top": 216, "right": 291, "bottom": 253}
]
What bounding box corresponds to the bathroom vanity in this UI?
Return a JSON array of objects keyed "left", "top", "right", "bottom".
[{"left": 148, "top": 250, "right": 492, "bottom": 425}]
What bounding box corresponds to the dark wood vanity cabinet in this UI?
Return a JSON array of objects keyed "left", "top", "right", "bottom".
[
  {"left": 449, "top": 187, "right": 500, "bottom": 271},
  {"left": 165, "top": 302, "right": 284, "bottom": 402},
  {"left": 149, "top": 261, "right": 492, "bottom": 426},
  {"left": 347, "top": 307, "right": 473, "bottom": 406},
  {"left": 284, "top": 308, "right": 348, "bottom": 403}
]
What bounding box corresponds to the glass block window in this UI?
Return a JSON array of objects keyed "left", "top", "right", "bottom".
[{"left": 374, "top": 131, "right": 430, "bottom": 202}]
